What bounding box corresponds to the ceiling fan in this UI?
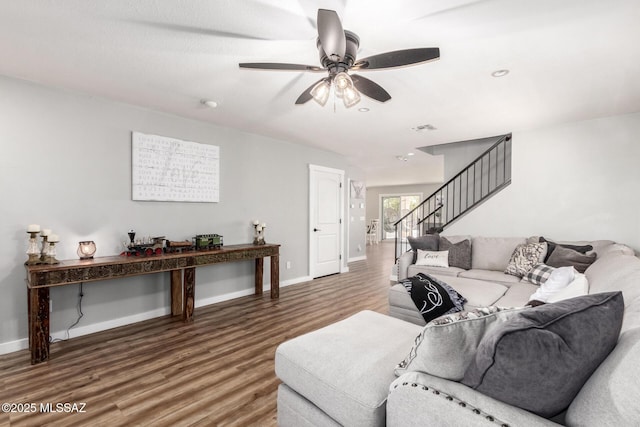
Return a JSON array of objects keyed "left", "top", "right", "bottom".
[{"left": 239, "top": 9, "right": 440, "bottom": 108}]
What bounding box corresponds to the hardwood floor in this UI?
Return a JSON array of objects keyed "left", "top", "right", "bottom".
[{"left": 0, "top": 242, "right": 396, "bottom": 426}]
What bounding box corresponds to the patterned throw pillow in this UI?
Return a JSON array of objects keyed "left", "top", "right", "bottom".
[
  {"left": 504, "top": 242, "right": 547, "bottom": 277},
  {"left": 523, "top": 263, "right": 556, "bottom": 285}
]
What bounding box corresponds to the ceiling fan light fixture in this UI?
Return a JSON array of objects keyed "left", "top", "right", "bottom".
[
  {"left": 310, "top": 78, "right": 331, "bottom": 106},
  {"left": 342, "top": 85, "right": 361, "bottom": 108},
  {"left": 334, "top": 72, "right": 352, "bottom": 90}
]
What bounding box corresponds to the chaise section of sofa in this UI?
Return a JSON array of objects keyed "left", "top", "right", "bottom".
[{"left": 275, "top": 310, "right": 422, "bottom": 426}]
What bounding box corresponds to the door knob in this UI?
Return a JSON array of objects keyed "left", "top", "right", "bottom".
[{"left": 313, "top": 228, "right": 322, "bottom": 232}]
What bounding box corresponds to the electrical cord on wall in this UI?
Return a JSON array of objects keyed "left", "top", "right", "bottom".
[{"left": 49, "top": 283, "right": 84, "bottom": 343}]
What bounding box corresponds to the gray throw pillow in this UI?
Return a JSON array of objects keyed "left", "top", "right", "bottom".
[
  {"left": 539, "top": 237, "right": 593, "bottom": 262},
  {"left": 408, "top": 234, "right": 439, "bottom": 263},
  {"left": 462, "top": 292, "right": 624, "bottom": 418},
  {"left": 439, "top": 237, "right": 472, "bottom": 270},
  {"left": 395, "top": 306, "right": 523, "bottom": 381},
  {"left": 546, "top": 245, "right": 597, "bottom": 273}
]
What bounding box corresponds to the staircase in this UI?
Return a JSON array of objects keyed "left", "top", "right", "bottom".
[{"left": 394, "top": 134, "right": 512, "bottom": 259}]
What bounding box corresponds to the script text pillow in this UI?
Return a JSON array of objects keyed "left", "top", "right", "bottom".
[
  {"left": 395, "top": 306, "right": 523, "bottom": 381},
  {"left": 414, "top": 250, "right": 449, "bottom": 268},
  {"left": 462, "top": 292, "right": 624, "bottom": 418}
]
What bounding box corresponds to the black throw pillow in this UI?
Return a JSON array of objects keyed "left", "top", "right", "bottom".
[
  {"left": 399, "top": 273, "right": 466, "bottom": 322},
  {"left": 539, "top": 237, "right": 593, "bottom": 262}
]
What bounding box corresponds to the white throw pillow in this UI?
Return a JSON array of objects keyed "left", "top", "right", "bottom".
[
  {"left": 415, "top": 249, "right": 449, "bottom": 268},
  {"left": 529, "top": 266, "right": 579, "bottom": 303},
  {"left": 548, "top": 273, "right": 589, "bottom": 303}
]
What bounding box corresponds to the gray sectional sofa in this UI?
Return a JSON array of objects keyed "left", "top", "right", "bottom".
[
  {"left": 390, "top": 236, "right": 632, "bottom": 325},
  {"left": 275, "top": 236, "right": 640, "bottom": 426}
]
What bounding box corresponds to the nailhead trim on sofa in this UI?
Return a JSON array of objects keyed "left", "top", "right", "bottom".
[{"left": 392, "top": 382, "right": 510, "bottom": 427}]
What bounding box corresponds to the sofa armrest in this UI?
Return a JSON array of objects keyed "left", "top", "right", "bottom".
[
  {"left": 387, "top": 372, "right": 561, "bottom": 427},
  {"left": 397, "top": 251, "right": 414, "bottom": 281}
]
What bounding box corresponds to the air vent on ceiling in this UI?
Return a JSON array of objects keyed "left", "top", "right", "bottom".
[{"left": 412, "top": 124, "right": 437, "bottom": 132}]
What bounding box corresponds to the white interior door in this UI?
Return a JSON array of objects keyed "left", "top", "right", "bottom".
[{"left": 309, "top": 165, "right": 344, "bottom": 278}]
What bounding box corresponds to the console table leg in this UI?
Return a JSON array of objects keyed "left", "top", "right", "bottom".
[
  {"left": 29, "top": 287, "right": 50, "bottom": 364},
  {"left": 183, "top": 267, "right": 195, "bottom": 322},
  {"left": 255, "top": 258, "right": 264, "bottom": 295},
  {"left": 170, "top": 269, "right": 183, "bottom": 316},
  {"left": 271, "top": 255, "right": 280, "bottom": 299}
]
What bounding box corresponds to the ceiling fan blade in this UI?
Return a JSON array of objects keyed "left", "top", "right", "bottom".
[
  {"left": 295, "top": 78, "right": 326, "bottom": 104},
  {"left": 352, "top": 48, "right": 440, "bottom": 70},
  {"left": 239, "top": 63, "right": 324, "bottom": 72},
  {"left": 317, "top": 9, "right": 346, "bottom": 62},
  {"left": 351, "top": 74, "right": 391, "bottom": 102}
]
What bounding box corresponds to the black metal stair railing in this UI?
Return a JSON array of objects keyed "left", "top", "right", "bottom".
[{"left": 393, "top": 134, "right": 512, "bottom": 259}]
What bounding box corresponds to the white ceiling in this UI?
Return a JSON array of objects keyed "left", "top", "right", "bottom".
[{"left": 1, "top": 0, "right": 639, "bottom": 187}]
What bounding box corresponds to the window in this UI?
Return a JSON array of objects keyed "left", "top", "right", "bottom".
[{"left": 380, "top": 194, "right": 421, "bottom": 240}]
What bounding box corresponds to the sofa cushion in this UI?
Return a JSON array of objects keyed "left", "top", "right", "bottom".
[
  {"left": 399, "top": 273, "right": 465, "bottom": 322},
  {"left": 275, "top": 310, "right": 422, "bottom": 427},
  {"left": 566, "top": 328, "right": 640, "bottom": 426},
  {"left": 439, "top": 237, "right": 472, "bottom": 270},
  {"left": 395, "top": 306, "right": 523, "bottom": 381},
  {"left": 462, "top": 292, "right": 624, "bottom": 418},
  {"left": 428, "top": 275, "right": 509, "bottom": 308},
  {"left": 585, "top": 253, "right": 640, "bottom": 332},
  {"left": 493, "top": 282, "right": 539, "bottom": 308},
  {"left": 504, "top": 242, "right": 547, "bottom": 277},
  {"left": 458, "top": 269, "right": 522, "bottom": 286},
  {"left": 546, "top": 245, "right": 596, "bottom": 273},
  {"left": 407, "top": 264, "right": 464, "bottom": 278},
  {"left": 470, "top": 237, "right": 527, "bottom": 271},
  {"left": 408, "top": 234, "right": 439, "bottom": 263}
]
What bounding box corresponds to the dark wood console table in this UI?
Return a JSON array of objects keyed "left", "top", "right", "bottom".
[{"left": 25, "top": 243, "right": 280, "bottom": 364}]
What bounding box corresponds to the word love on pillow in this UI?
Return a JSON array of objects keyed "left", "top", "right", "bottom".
[{"left": 415, "top": 249, "right": 449, "bottom": 268}]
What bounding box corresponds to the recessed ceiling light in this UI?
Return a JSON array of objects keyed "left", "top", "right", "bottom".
[
  {"left": 491, "top": 69, "right": 509, "bottom": 78},
  {"left": 407, "top": 152, "right": 414, "bottom": 156},
  {"left": 201, "top": 99, "right": 218, "bottom": 108},
  {"left": 358, "top": 107, "right": 370, "bottom": 112}
]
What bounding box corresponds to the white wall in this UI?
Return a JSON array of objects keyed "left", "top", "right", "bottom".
[
  {"left": 446, "top": 112, "right": 640, "bottom": 251},
  {"left": 0, "top": 76, "right": 365, "bottom": 353}
]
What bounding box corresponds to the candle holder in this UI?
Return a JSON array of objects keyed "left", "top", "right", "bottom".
[
  {"left": 26, "top": 231, "right": 41, "bottom": 265},
  {"left": 45, "top": 235, "right": 60, "bottom": 265},
  {"left": 40, "top": 234, "right": 49, "bottom": 262},
  {"left": 77, "top": 241, "right": 97, "bottom": 259},
  {"left": 252, "top": 221, "right": 266, "bottom": 245}
]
